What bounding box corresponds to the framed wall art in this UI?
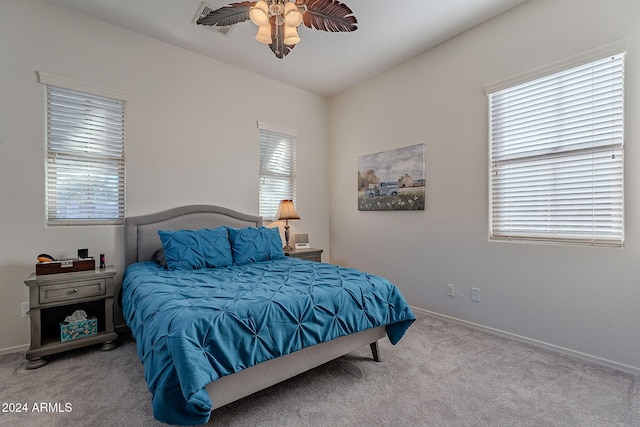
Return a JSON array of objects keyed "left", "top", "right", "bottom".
[{"left": 357, "top": 143, "right": 425, "bottom": 211}]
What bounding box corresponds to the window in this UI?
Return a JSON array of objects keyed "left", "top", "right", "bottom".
[
  {"left": 38, "top": 72, "right": 126, "bottom": 225},
  {"left": 487, "top": 50, "right": 625, "bottom": 246},
  {"left": 258, "top": 122, "right": 297, "bottom": 220}
]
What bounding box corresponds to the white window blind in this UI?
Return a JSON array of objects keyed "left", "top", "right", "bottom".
[
  {"left": 44, "top": 82, "right": 126, "bottom": 225},
  {"left": 258, "top": 122, "right": 297, "bottom": 220},
  {"left": 488, "top": 52, "right": 625, "bottom": 246}
]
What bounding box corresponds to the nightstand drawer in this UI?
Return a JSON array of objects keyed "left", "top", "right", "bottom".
[
  {"left": 294, "top": 253, "right": 321, "bottom": 262},
  {"left": 39, "top": 279, "right": 106, "bottom": 304},
  {"left": 285, "top": 248, "right": 323, "bottom": 262}
]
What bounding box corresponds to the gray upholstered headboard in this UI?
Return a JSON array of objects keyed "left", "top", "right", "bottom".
[{"left": 124, "top": 205, "right": 263, "bottom": 267}]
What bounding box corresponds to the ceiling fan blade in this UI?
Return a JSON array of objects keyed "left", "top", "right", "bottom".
[
  {"left": 269, "top": 16, "right": 295, "bottom": 59},
  {"left": 197, "top": 1, "right": 254, "bottom": 27},
  {"left": 302, "top": 0, "right": 357, "bottom": 32}
]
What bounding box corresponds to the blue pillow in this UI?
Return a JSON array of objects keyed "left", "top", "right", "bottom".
[
  {"left": 158, "top": 227, "right": 233, "bottom": 270},
  {"left": 228, "top": 226, "right": 285, "bottom": 265}
]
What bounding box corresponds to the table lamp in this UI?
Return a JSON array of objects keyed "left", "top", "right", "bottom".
[{"left": 275, "top": 199, "right": 300, "bottom": 251}]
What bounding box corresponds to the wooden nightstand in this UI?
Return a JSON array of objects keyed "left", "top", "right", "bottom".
[
  {"left": 284, "top": 248, "right": 323, "bottom": 262},
  {"left": 23, "top": 266, "right": 119, "bottom": 369}
]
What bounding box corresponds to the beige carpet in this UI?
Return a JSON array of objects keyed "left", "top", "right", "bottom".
[{"left": 1, "top": 312, "right": 638, "bottom": 426}]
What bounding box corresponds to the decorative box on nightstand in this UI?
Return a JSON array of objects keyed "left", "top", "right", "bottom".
[
  {"left": 284, "top": 248, "right": 323, "bottom": 262},
  {"left": 23, "top": 266, "right": 119, "bottom": 369}
]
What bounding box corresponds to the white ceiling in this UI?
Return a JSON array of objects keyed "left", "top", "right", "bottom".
[{"left": 45, "top": 0, "right": 527, "bottom": 97}]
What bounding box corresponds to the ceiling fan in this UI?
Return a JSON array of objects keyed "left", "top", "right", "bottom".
[{"left": 197, "top": 0, "right": 357, "bottom": 59}]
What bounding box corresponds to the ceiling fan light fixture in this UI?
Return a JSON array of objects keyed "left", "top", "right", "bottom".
[
  {"left": 250, "top": 0, "right": 269, "bottom": 26},
  {"left": 283, "top": 25, "right": 300, "bottom": 45},
  {"left": 255, "top": 23, "right": 272, "bottom": 44},
  {"left": 198, "top": 0, "right": 357, "bottom": 59}
]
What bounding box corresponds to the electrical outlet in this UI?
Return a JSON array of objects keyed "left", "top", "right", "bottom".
[
  {"left": 446, "top": 284, "right": 455, "bottom": 297},
  {"left": 471, "top": 288, "right": 480, "bottom": 302},
  {"left": 21, "top": 302, "right": 30, "bottom": 318}
]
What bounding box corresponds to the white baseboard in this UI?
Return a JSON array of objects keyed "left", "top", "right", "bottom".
[
  {"left": 3, "top": 307, "right": 638, "bottom": 375},
  {"left": 411, "top": 306, "right": 640, "bottom": 376},
  {"left": 0, "top": 343, "right": 29, "bottom": 356}
]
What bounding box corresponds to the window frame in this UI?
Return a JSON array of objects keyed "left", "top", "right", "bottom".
[
  {"left": 38, "top": 72, "right": 127, "bottom": 226},
  {"left": 258, "top": 121, "right": 297, "bottom": 221},
  {"left": 485, "top": 43, "right": 625, "bottom": 247}
]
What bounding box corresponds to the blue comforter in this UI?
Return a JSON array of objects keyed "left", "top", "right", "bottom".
[{"left": 122, "top": 258, "right": 415, "bottom": 425}]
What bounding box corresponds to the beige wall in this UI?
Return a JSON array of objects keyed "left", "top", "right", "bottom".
[
  {"left": 0, "top": 0, "right": 330, "bottom": 352},
  {"left": 329, "top": 0, "right": 640, "bottom": 372}
]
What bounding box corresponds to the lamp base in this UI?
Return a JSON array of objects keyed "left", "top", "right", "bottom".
[{"left": 283, "top": 223, "right": 293, "bottom": 251}]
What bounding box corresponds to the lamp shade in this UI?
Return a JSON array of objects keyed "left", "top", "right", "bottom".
[
  {"left": 255, "top": 23, "right": 272, "bottom": 44},
  {"left": 275, "top": 199, "right": 300, "bottom": 221},
  {"left": 250, "top": 1, "right": 270, "bottom": 26},
  {"left": 284, "top": 2, "right": 303, "bottom": 27},
  {"left": 283, "top": 25, "right": 300, "bottom": 45}
]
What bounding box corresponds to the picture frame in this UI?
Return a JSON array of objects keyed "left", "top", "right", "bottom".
[{"left": 357, "top": 143, "right": 425, "bottom": 211}]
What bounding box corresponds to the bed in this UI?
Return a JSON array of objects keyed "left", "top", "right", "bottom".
[{"left": 122, "top": 205, "right": 415, "bottom": 425}]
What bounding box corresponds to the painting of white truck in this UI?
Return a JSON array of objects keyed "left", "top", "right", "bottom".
[{"left": 357, "top": 144, "right": 426, "bottom": 211}]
